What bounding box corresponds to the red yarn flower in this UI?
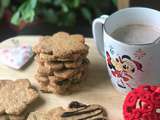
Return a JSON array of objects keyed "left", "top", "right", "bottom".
[{"left": 123, "top": 85, "right": 160, "bottom": 120}]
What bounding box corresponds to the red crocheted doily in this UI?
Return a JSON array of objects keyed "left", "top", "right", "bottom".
[{"left": 123, "top": 85, "right": 160, "bottom": 120}]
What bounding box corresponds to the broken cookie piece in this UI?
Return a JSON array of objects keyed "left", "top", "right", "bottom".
[{"left": 27, "top": 101, "right": 107, "bottom": 120}]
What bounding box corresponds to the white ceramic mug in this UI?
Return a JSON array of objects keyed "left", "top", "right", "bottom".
[{"left": 92, "top": 7, "right": 160, "bottom": 93}]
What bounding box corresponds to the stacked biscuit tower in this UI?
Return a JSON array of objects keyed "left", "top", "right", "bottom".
[{"left": 33, "top": 32, "right": 89, "bottom": 94}]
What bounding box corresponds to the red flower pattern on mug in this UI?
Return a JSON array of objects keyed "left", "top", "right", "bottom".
[
  {"left": 134, "top": 49, "right": 146, "bottom": 60},
  {"left": 123, "top": 85, "right": 160, "bottom": 120}
]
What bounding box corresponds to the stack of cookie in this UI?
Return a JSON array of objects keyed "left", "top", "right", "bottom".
[{"left": 33, "top": 32, "right": 89, "bottom": 94}]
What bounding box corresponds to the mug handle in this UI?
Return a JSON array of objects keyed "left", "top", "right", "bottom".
[{"left": 92, "top": 15, "right": 109, "bottom": 58}]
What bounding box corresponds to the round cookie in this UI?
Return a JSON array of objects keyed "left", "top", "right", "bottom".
[
  {"left": 44, "top": 62, "right": 64, "bottom": 70},
  {"left": 37, "top": 63, "right": 63, "bottom": 75},
  {"left": 35, "top": 69, "right": 88, "bottom": 94},
  {"left": 35, "top": 74, "right": 66, "bottom": 85},
  {"left": 33, "top": 33, "right": 89, "bottom": 58},
  {"left": 61, "top": 101, "right": 108, "bottom": 120},
  {"left": 64, "top": 58, "right": 89, "bottom": 69},
  {"left": 70, "top": 34, "right": 85, "bottom": 44},
  {"left": 27, "top": 101, "right": 108, "bottom": 119},
  {"left": 39, "top": 81, "right": 80, "bottom": 94},
  {"left": 53, "top": 69, "right": 79, "bottom": 79},
  {"left": 33, "top": 32, "right": 90, "bottom": 94},
  {"left": 35, "top": 74, "right": 49, "bottom": 84},
  {"left": 35, "top": 56, "right": 64, "bottom": 70},
  {"left": 0, "top": 79, "right": 39, "bottom": 115},
  {"left": 52, "top": 32, "right": 70, "bottom": 39},
  {"left": 36, "top": 57, "right": 89, "bottom": 78},
  {"left": 36, "top": 66, "right": 80, "bottom": 76},
  {"left": 36, "top": 56, "right": 88, "bottom": 70},
  {"left": 27, "top": 107, "right": 65, "bottom": 120},
  {"left": 53, "top": 59, "right": 89, "bottom": 79},
  {"left": 0, "top": 114, "right": 26, "bottom": 120},
  {"left": 37, "top": 65, "right": 55, "bottom": 75},
  {"left": 38, "top": 52, "right": 88, "bottom": 62},
  {"left": 35, "top": 70, "right": 85, "bottom": 87},
  {"left": 64, "top": 59, "right": 83, "bottom": 69}
]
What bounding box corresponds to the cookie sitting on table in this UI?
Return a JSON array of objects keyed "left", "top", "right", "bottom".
[
  {"left": 27, "top": 101, "right": 108, "bottom": 120},
  {"left": 0, "top": 79, "right": 39, "bottom": 120}
]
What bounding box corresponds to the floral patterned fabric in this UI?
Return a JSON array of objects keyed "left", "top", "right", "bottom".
[{"left": 0, "top": 45, "right": 33, "bottom": 69}]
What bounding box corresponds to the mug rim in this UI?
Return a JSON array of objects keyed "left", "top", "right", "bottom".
[{"left": 103, "top": 7, "right": 160, "bottom": 46}]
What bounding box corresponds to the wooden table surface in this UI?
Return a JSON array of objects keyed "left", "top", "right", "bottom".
[{"left": 0, "top": 36, "right": 125, "bottom": 120}]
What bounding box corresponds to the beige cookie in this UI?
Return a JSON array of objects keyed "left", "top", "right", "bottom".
[
  {"left": 36, "top": 56, "right": 88, "bottom": 69},
  {"left": 52, "top": 32, "right": 85, "bottom": 44},
  {"left": 27, "top": 107, "right": 65, "bottom": 120},
  {"left": 36, "top": 59, "right": 89, "bottom": 84},
  {"left": 35, "top": 56, "right": 64, "bottom": 70},
  {"left": 37, "top": 67, "right": 54, "bottom": 75},
  {"left": 61, "top": 101, "right": 108, "bottom": 120},
  {"left": 65, "top": 58, "right": 89, "bottom": 69},
  {"left": 0, "top": 115, "right": 7, "bottom": 120},
  {"left": 70, "top": 34, "right": 85, "bottom": 44},
  {"left": 37, "top": 64, "right": 58, "bottom": 75},
  {"left": 35, "top": 74, "right": 49, "bottom": 84},
  {"left": 0, "top": 114, "right": 26, "bottom": 120},
  {"left": 55, "top": 59, "right": 89, "bottom": 79},
  {"left": 36, "top": 71, "right": 54, "bottom": 76},
  {"left": 36, "top": 55, "right": 84, "bottom": 69},
  {"left": 38, "top": 81, "right": 80, "bottom": 94},
  {"left": 35, "top": 74, "right": 67, "bottom": 85},
  {"left": 36, "top": 71, "right": 87, "bottom": 94},
  {"left": 33, "top": 32, "right": 89, "bottom": 58},
  {"left": 0, "top": 79, "right": 39, "bottom": 115},
  {"left": 49, "top": 74, "right": 82, "bottom": 86},
  {"left": 27, "top": 111, "right": 48, "bottom": 120},
  {"left": 48, "top": 76, "right": 68, "bottom": 86},
  {"left": 38, "top": 52, "right": 88, "bottom": 62},
  {"left": 54, "top": 69, "right": 80, "bottom": 79},
  {"left": 35, "top": 71, "right": 83, "bottom": 87},
  {"left": 44, "top": 62, "right": 64, "bottom": 70},
  {"left": 64, "top": 59, "right": 83, "bottom": 69},
  {"left": 36, "top": 54, "right": 74, "bottom": 62},
  {"left": 27, "top": 101, "right": 107, "bottom": 120},
  {"left": 37, "top": 65, "right": 82, "bottom": 77},
  {"left": 52, "top": 32, "right": 70, "bottom": 39}
]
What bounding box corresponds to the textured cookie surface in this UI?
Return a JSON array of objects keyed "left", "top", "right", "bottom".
[
  {"left": 0, "top": 79, "right": 39, "bottom": 115},
  {"left": 27, "top": 107, "right": 65, "bottom": 120},
  {"left": 69, "top": 34, "right": 85, "bottom": 44},
  {"left": 61, "top": 101, "right": 108, "bottom": 120},
  {"left": 63, "top": 58, "right": 83, "bottom": 69},
  {"left": 0, "top": 114, "right": 26, "bottom": 120},
  {"left": 27, "top": 101, "right": 107, "bottom": 120},
  {"left": 27, "top": 111, "right": 50, "bottom": 120},
  {"left": 36, "top": 56, "right": 85, "bottom": 69},
  {"left": 38, "top": 52, "right": 88, "bottom": 62},
  {"left": 53, "top": 69, "right": 80, "bottom": 79},
  {"left": 38, "top": 80, "right": 80, "bottom": 94},
  {"left": 54, "top": 59, "right": 89, "bottom": 79},
  {"left": 37, "top": 58, "right": 88, "bottom": 77},
  {"left": 35, "top": 56, "right": 64, "bottom": 70},
  {"left": 33, "top": 32, "right": 89, "bottom": 59},
  {"left": 36, "top": 64, "right": 87, "bottom": 83}
]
